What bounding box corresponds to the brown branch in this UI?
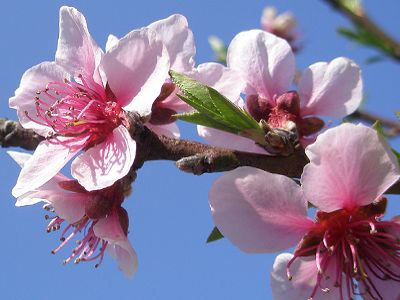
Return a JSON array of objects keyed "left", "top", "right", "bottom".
[
  {"left": 348, "top": 110, "right": 400, "bottom": 137},
  {"left": 2, "top": 115, "right": 400, "bottom": 194},
  {"left": 0, "top": 119, "right": 43, "bottom": 150},
  {"left": 323, "top": 0, "right": 400, "bottom": 61}
]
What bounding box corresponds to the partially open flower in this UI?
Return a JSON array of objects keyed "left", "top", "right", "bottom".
[
  {"left": 198, "top": 30, "right": 362, "bottom": 155},
  {"left": 261, "top": 6, "right": 299, "bottom": 51},
  {"left": 209, "top": 123, "right": 400, "bottom": 299},
  {"left": 9, "top": 6, "right": 170, "bottom": 194},
  {"left": 8, "top": 151, "right": 137, "bottom": 277}
]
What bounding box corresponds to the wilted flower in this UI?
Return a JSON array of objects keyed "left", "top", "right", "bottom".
[
  {"left": 209, "top": 123, "right": 400, "bottom": 299},
  {"left": 8, "top": 151, "right": 137, "bottom": 277},
  {"left": 199, "top": 30, "right": 362, "bottom": 155},
  {"left": 9, "top": 6, "right": 170, "bottom": 193}
]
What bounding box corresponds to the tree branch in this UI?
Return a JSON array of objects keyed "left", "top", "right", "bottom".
[
  {"left": 0, "top": 119, "right": 43, "bottom": 150},
  {"left": 348, "top": 110, "right": 400, "bottom": 137},
  {"left": 2, "top": 115, "right": 400, "bottom": 194},
  {"left": 323, "top": 0, "right": 400, "bottom": 61}
]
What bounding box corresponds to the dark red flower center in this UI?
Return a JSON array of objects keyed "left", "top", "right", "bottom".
[
  {"left": 288, "top": 198, "right": 400, "bottom": 300},
  {"left": 246, "top": 91, "right": 325, "bottom": 138}
]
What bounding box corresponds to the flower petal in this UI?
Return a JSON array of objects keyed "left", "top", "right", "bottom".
[
  {"left": 271, "top": 253, "right": 349, "bottom": 300},
  {"left": 301, "top": 123, "right": 400, "bottom": 212},
  {"left": 191, "top": 62, "right": 245, "bottom": 103},
  {"left": 71, "top": 125, "right": 136, "bottom": 191},
  {"left": 12, "top": 141, "right": 77, "bottom": 198},
  {"left": 147, "top": 14, "right": 195, "bottom": 72},
  {"left": 9, "top": 61, "right": 70, "bottom": 136},
  {"left": 227, "top": 29, "right": 295, "bottom": 99},
  {"left": 56, "top": 6, "right": 102, "bottom": 82},
  {"left": 105, "top": 34, "right": 119, "bottom": 52},
  {"left": 298, "top": 57, "right": 362, "bottom": 118},
  {"left": 107, "top": 239, "right": 138, "bottom": 278},
  {"left": 7, "top": 151, "right": 33, "bottom": 168},
  {"left": 93, "top": 208, "right": 138, "bottom": 277},
  {"left": 102, "top": 28, "right": 170, "bottom": 116},
  {"left": 198, "top": 125, "right": 267, "bottom": 155},
  {"left": 146, "top": 122, "right": 180, "bottom": 138},
  {"left": 209, "top": 167, "right": 313, "bottom": 253},
  {"left": 360, "top": 264, "right": 400, "bottom": 300}
]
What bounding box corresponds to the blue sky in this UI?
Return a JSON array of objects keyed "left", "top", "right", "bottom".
[{"left": 0, "top": 1, "right": 399, "bottom": 299}]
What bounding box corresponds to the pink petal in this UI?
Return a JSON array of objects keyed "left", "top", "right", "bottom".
[
  {"left": 146, "top": 122, "right": 180, "bottom": 138},
  {"left": 147, "top": 14, "right": 195, "bottom": 72},
  {"left": 227, "top": 29, "right": 295, "bottom": 99},
  {"left": 360, "top": 264, "right": 400, "bottom": 300},
  {"left": 198, "top": 125, "right": 267, "bottom": 155},
  {"left": 101, "top": 28, "right": 170, "bottom": 116},
  {"left": 71, "top": 125, "right": 136, "bottom": 191},
  {"left": 48, "top": 192, "right": 87, "bottom": 224},
  {"left": 56, "top": 6, "right": 102, "bottom": 83},
  {"left": 93, "top": 208, "right": 126, "bottom": 241},
  {"left": 9, "top": 61, "right": 70, "bottom": 136},
  {"left": 105, "top": 34, "right": 119, "bottom": 52},
  {"left": 209, "top": 167, "right": 314, "bottom": 253},
  {"left": 301, "top": 123, "right": 400, "bottom": 212},
  {"left": 191, "top": 62, "right": 245, "bottom": 104},
  {"left": 12, "top": 141, "right": 77, "bottom": 198},
  {"left": 107, "top": 240, "right": 138, "bottom": 278},
  {"left": 154, "top": 85, "right": 192, "bottom": 113},
  {"left": 93, "top": 209, "right": 138, "bottom": 277},
  {"left": 298, "top": 57, "right": 362, "bottom": 118},
  {"left": 271, "top": 253, "right": 348, "bottom": 300}
]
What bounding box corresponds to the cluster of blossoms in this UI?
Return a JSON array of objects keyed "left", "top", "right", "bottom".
[
  {"left": 210, "top": 123, "right": 400, "bottom": 299},
  {"left": 6, "top": 5, "right": 400, "bottom": 300}
]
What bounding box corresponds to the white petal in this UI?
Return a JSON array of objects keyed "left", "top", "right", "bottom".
[
  {"left": 12, "top": 141, "right": 77, "bottom": 198},
  {"left": 147, "top": 14, "right": 195, "bottom": 72},
  {"left": 71, "top": 125, "right": 136, "bottom": 191}
]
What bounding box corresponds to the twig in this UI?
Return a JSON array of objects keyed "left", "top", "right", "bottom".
[
  {"left": 2, "top": 115, "right": 400, "bottom": 194},
  {"left": 323, "top": 0, "right": 400, "bottom": 61},
  {"left": 0, "top": 119, "right": 43, "bottom": 150},
  {"left": 348, "top": 110, "right": 400, "bottom": 137}
]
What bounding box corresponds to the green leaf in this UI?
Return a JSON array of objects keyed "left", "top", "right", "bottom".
[
  {"left": 396, "top": 111, "right": 400, "bottom": 119},
  {"left": 373, "top": 121, "right": 400, "bottom": 165},
  {"left": 177, "top": 111, "right": 240, "bottom": 134},
  {"left": 208, "top": 35, "right": 227, "bottom": 65},
  {"left": 206, "top": 227, "right": 224, "bottom": 243},
  {"left": 365, "top": 55, "right": 385, "bottom": 64},
  {"left": 373, "top": 120, "right": 385, "bottom": 136},
  {"left": 170, "top": 70, "right": 266, "bottom": 144}
]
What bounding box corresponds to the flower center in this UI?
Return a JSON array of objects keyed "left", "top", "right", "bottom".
[
  {"left": 287, "top": 198, "right": 400, "bottom": 300},
  {"left": 42, "top": 180, "right": 127, "bottom": 268},
  {"left": 246, "top": 91, "right": 325, "bottom": 138},
  {"left": 25, "top": 74, "right": 125, "bottom": 151}
]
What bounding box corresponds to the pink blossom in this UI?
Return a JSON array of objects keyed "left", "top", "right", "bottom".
[
  {"left": 209, "top": 123, "right": 400, "bottom": 299},
  {"left": 198, "top": 30, "right": 362, "bottom": 154},
  {"left": 9, "top": 6, "right": 170, "bottom": 194},
  {"left": 106, "top": 15, "right": 244, "bottom": 139},
  {"left": 8, "top": 151, "right": 137, "bottom": 277},
  {"left": 261, "top": 6, "right": 299, "bottom": 51}
]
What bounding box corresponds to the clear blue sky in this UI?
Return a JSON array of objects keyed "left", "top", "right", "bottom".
[{"left": 1, "top": 1, "right": 399, "bottom": 299}]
